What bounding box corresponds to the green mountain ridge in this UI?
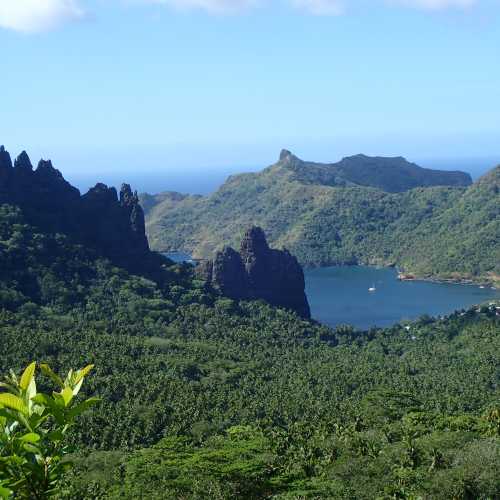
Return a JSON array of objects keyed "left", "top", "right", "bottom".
[
  {"left": 273, "top": 149, "right": 472, "bottom": 192},
  {"left": 142, "top": 153, "right": 499, "bottom": 284},
  {"left": 1, "top": 148, "right": 499, "bottom": 498}
]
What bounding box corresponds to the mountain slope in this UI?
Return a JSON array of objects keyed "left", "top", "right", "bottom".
[
  {"left": 276, "top": 149, "right": 472, "bottom": 192},
  {"left": 1, "top": 146, "right": 499, "bottom": 499},
  {"left": 141, "top": 152, "right": 498, "bottom": 284}
]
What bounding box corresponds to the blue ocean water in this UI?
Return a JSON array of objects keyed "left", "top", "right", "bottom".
[
  {"left": 66, "top": 156, "right": 497, "bottom": 196},
  {"left": 166, "top": 253, "right": 499, "bottom": 330},
  {"left": 305, "top": 266, "right": 499, "bottom": 330}
]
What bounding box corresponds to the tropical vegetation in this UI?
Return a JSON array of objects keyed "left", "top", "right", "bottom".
[
  {"left": 0, "top": 200, "right": 499, "bottom": 497},
  {"left": 142, "top": 155, "right": 500, "bottom": 285}
]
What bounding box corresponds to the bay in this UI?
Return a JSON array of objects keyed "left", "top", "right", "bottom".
[
  {"left": 164, "top": 254, "right": 499, "bottom": 330},
  {"left": 305, "top": 265, "right": 499, "bottom": 330}
]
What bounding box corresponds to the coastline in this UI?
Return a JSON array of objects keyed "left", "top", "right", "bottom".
[{"left": 161, "top": 249, "right": 499, "bottom": 289}]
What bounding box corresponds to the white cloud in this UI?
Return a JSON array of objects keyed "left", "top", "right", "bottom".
[
  {"left": 149, "top": 0, "right": 480, "bottom": 14},
  {"left": 291, "top": 0, "right": 344, "bottom": 15},
  {"left": 387, "top": 0, "right": 478, "bottom": 9},
  {"left": 148, "top": 0, "right": 260, "bottom": 13},
  {"left": 0, "top": 0, "right": 84, "bottom": 33},
  {"left": 0, "top": 0, "right": 484, "bottom": 33}
]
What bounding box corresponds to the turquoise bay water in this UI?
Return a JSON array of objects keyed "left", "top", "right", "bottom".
[
  {"left": 305, "top": 266, "right": 499, "bottom": 330},
  {"left": 165, "top": 254, "right": 499, "bottom": 330}
]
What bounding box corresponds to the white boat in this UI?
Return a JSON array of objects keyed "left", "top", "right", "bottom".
[{"left": 368, "top": 284, "right": 376, "bottom": 292}]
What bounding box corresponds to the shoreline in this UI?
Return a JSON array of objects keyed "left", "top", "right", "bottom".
[{"left": 162, "top": 250, "right": 499, "bottom": 289}]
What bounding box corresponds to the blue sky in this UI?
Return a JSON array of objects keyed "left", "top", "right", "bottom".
[{"left": 0, "top": 0, "right": 499, "bottom": 192}]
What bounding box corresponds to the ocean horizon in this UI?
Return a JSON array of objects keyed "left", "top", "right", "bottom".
[{"left": 65, "top": 155, "right": 498, "bottom": 196}]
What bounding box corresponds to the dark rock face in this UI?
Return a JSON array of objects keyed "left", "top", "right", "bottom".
[
  {"left": 201, "top": 226, "right": 310, "bottom": 318},
  {"left": 0, "top": 146, "right": 150, "bottom": 269},
  {"left": 212, "top": 246, "right": 249, "bottom": 300}
]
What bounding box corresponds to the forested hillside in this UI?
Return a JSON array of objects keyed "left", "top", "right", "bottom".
[
  {"left": 1, "top": 206, "right": 498, "bottom": 498},
  {"left": 1, "top": 148, "right": 499, "bottom": 498},
  {"left": 142, "top": 152, "right": 499, "bottom": 284}
]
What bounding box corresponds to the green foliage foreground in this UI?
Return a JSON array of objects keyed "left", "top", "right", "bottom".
[
  {"left": 0, "top": 363, "right": 97, "bottom": 499},
  {"left": 1, "top": 202, "right": 499, "bottom": 498}
]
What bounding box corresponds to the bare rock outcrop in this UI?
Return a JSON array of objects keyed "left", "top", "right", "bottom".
[{"left": 199, "top": 226, "right": 310, "bottom": 318}]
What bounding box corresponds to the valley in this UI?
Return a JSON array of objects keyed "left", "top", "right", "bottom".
[
  {"left": 0, "top": 146, "right": 498, "bottom": 499},
  {"left": 141, "top": 151, "right": 499, "bottom": 287}
]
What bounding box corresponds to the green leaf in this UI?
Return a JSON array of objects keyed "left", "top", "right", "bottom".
[
  {"left": 20, "top": 432, "right": 41, "bottom": 443},
  {"left": 61, "top": 387, "right": 73, "bottom": 407},
  {"left": 31, "top": 393, "right": 57, "bottom": 413},
  {"left": 0, "top": 394, "right": 28, "bottom": 415},
  {"left": 0, "top": 485, "right": 13, "bottom": 499},
  {"left": 19, "top": 362, "right": 36, "bottom": 391},
  {"left": 52, "top": 392, "right": 66, "bottom": 409},
  {"left": 22, "top": 443, "right": 41, "bottom": 454},
  {"left": 71, "top": 378, "right": 84, "bottom": 397},
  {"left": 40, "top": 364, "right": 64, "bottom": 388},
  {"left": 74, "top": 364, "right": 94, "bottom": 384}
]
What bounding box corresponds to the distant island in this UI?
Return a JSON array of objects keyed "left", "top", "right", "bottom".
[{"left": 141, "top": 150, "right": 499, "bottom": 286}]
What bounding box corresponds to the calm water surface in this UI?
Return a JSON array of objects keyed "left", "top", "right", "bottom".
[
  {"left": 165, "top": 254, "right": 499, "bottom": 330},
  {"left": 165, "top": 252, "right": 194, "bottom": 263},
  {"left": 305, "top": 266, "right": 499, "bottom": 330}
]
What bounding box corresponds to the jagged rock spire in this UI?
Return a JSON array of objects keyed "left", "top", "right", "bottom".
[
  {"left": 14, "top": 151, "right": 33, "bottom": 171},
  {"left": 199, "top": 226, "right": 310, "bottom": 318},
  {"left": 0, "top": 145, "right": 152, "bottom": 272},
  {"left": 120, "top": 183, "right": 139, "bottom": 206},
  {"left": 280, "top": 149, "right": 293, "bottom": 161},
  {"left": 36, "top": 159, "right": 55, "bottom": 172},
  {"left": 240, "top": 226, "right": 269, "bottom": 261},
  {"left": 0, "top": 146, "right": 12, "bottom": 170}
]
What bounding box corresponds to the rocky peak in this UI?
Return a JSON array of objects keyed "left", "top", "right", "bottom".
[
  {"left": 84, "top": 183, "right": 119, "bottom": 204},
  {"left": 0, "top": 146, "right": 13, "bottom": 170},
  {"left": 36, "top": 159, "right": 61, "bottom": 176},
  {"left": 211, "top": 246, "right": 249, "bottom": 299},
  {"left": 14, "top": 151, "right": 33, "bottom": 171},
  {"left": 278, "top": 149, "right": 304, "bottom": 169},
  {"left": 200, "top": 226, "right": 310, "bottom": 318},
  {"left": 1, "top": 146, "right": 152, "bottom": 271},
  {"left": 120, "top": 183, "right": 137, "bottom": 207},
  {"left": 240, "top": 226, "right": 269, "bottom": 261},
  {"left": 279, "top": 149, "right": 294, "bottom": 161}
]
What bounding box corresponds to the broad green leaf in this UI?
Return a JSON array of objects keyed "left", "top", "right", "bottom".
[
  {"left": 39, "top": 364, "right": 64, "bottom": 388},
  {"left": 26, "top": 377, "right": 37, "bottom": 401},
  {"left": 61, "top": 387, "right": 73, "bottom": 407},
  {"left": 63, "top": 369, "right": 74, "bottom": 388},
  {"left": 52, "top": 392, "right": 66, "bottom": 408},
  {"left": 31, "top": 393, "right": 55, "bottom": 410},
  {"left": 0, "top": 485, "right": 13, "bottom": 499},
  {"left": 20, "top": 432, "right": 41, "bottom": 443},
  {"left": 72, "top": 378, "right": 84, "bottom": 397},
  {"left": 74, "top": 364, "right": 94, "bottom": 384},
  {"left": 19, "top": 362, "right": 36, "bottom": 391},
  {"left": 0, "top": 394, "right": 28, "bottom": 415},
  {"left": 22, "top": 442, "right": 41, "bottom": 454}
]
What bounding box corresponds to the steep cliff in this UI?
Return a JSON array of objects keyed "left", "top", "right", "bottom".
[
  {"left": 199, "top": 227, "right": 310, "bottom": 318},
  {"left": 0, "top": 146, "right": 150, "bottom": 270}
]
